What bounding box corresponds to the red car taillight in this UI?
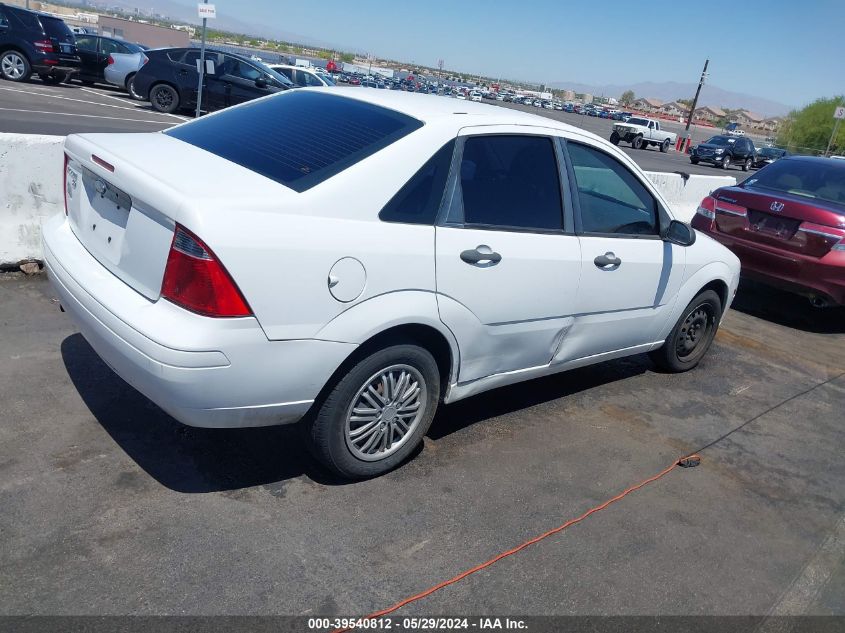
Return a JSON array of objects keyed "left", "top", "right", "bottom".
[
  {"left": 161, "top": 225, "right": 252, "bottom": 318},
  {"left": 107, "top": 54, "right": 115, "bottom": 65},
  {"left": 33, "top": 39, "right": 54, "bottom": 52},
  {"left": 695, "top": 195, "right": 717, "bottom": 220}
]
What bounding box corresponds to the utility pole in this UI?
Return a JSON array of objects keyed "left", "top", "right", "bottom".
[
  {"left": 825, "top": 97, "right": 844, "bottom": 157},
  {"left": 195, "top": 0, "right": 210, "bottom": 119},
  {"left": 680, "top": 59, "right": 709, "bottom": 153}
]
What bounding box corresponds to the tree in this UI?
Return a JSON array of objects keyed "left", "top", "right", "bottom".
[
  {"left": 620, "top": 90, "right": 635, "bottom": 105},
  {"left": 676, "top": 98, "right": 693, "bottom": 108},
  {"left": 339, "top": 52, "right": 354, "bottom": 63},
  {"left": 777, "top": 96, "right": 845, "bottom": 155}
]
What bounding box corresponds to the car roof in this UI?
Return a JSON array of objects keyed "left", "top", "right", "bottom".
[
  {"left": 301, "top": 87, "right": 597, "bottom": 137},
  {"left": 781, "top": 155, "right": 845, "bottom": 166}
]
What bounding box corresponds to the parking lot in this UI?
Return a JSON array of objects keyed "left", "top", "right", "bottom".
[
  {"left": 1, "top": 271, "right": 843, "bottom": 618},
  {"left": 0, "top": 78, "right": 751, "bottom": 180}
]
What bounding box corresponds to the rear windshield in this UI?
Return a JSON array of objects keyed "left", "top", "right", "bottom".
[
  {"left": 627, "top": 118, "right": 649, "bottom": 126},
  {"left": 166, "top": 91, "right": 423, "bottom": 192},
  {"left": 39, "top": 16, "right": 74, "bottom": 42},
  {"left": 742, "top": 159, "right": 845, "bottom": 207}
]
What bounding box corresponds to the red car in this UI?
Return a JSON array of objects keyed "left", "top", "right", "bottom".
[{"left": 691, "top": 156, "right": 845, "bottom": 308}]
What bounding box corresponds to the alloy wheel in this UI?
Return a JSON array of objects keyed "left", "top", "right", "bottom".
[
  {"left": 1, "top": 53, "right": 26, "bottom": 80},
  {"left": 344, "top": 364, "right": 427, "bottom": 462}
]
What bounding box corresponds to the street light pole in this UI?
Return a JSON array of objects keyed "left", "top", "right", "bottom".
[
  {"left": 195, "top": 0, "right": 209, "bottom": 119},
  {"left": 681, "top": 59, "right": 709, "bottom": 153}
]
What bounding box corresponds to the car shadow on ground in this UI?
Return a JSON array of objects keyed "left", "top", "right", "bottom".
[
  {"left": 731, "top": 279, "right": 845, "bottom": 334},
  {"left": 61, "top": 333, "right": 649, "bottom": 493}
]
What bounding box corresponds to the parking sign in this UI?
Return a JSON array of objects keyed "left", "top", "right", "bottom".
[
  {"left": 835, "top": 106, "right": 845, "bottom": 119},
  {"left": 198, "top": 3, "right": 216, "bottom": 19}
]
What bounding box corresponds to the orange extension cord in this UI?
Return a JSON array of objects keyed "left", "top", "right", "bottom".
[
  {"left": 333, "top": 457, "right": 688, "bottom": 632},
  {"left": 332, "top": 371, "right": 845, "bottom": 631}
]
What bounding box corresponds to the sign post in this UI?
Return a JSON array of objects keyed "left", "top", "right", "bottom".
[
  {"left": 826, "top": 103, "right": 845, "bottom": 157},
  {"left": 195, "top": 2, "right": 216, "bottom": 118}
]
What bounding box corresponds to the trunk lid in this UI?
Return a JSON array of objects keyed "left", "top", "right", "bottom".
[
  {"left": 711, "top": 185, "right": 845, "bottom": 258},
  {"left": 63, "top": 132, "right": 295, "bottom": 301}
]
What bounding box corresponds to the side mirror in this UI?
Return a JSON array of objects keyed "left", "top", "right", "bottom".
[
  {"left": 663, "top": 220, "right": 696, "bottom": 246},
  {"left": 255, "top": 75, "right": 268, "bottom": 89}
]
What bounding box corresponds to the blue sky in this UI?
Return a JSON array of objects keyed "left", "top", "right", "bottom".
[{"left": 181, "top": 0, "right": 842, "bottom": 107}]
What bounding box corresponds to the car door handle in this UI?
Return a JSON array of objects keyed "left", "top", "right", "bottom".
[
  {"left": 460, "top": 246, "right": 502, "bottom": 266},
  {"left": 594, "top": 252, "right": 622, "bottom": 269}
]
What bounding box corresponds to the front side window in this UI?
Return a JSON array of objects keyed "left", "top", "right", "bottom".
[
  {"left": 224, "top": 56, "right": 261, "bottom": 81},
  {"left": 380, "top": 140, "right": 455, "bottom": 225},
  {"left": 459, "top": 135, "right": 563, "bottom": 231},
  {"left": 567, "top": 142, "right": 658, "bottom": 236}
]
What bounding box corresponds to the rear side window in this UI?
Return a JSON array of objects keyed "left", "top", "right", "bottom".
[
  {"left": 166, "top": 91, "right": 423, "bottom": 193},
  {"left": 459, "top": 135, "right": 563, "bottom": 231},
  {"left": 380, "top": 140, "right": 455, "bottom": 225},
  {"left": 8, "top": 7, "right": 41, "bottom": 30}
]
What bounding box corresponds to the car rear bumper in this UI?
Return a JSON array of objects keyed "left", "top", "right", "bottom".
[
  {"left": 32, "top": 54, "right": 81, "bottom": 75},
  {"left": 43, "top": 215, "right": 356, "bottom": 428},
  {"left": 692, "top": 217, "right": 845, "bottom": 306}
]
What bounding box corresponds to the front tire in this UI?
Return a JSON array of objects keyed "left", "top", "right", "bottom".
[
  {"left": 690, "top": 157, "right": 699, "bottom": 164},
  {"left": 610, "top": 131, "right": 620, "bottom": 145},
  {"left": 632, "top": 135, "right": 643, "bottom": 150},
  {"left": 721, "top": 155, "right": 732, "bottom": 169},
  {"left": 742, "top": 157, "right": 752, "bottom": 171},
  {"left": 304, "top": 343, "right": 441, "bottom": 479},
  {"left": 0, "top": 50, "right": 31, "bottom": 82},
  {"left": 649, "top": 289, "right": 722, "bottom": 373},
  {"left": 150, "top": 83, "right": 179, "bottom": 113}
]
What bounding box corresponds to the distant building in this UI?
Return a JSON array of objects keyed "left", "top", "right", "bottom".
[
  {"left": 582, "top": 93, "right": 593, "bottom": 104},
  {"left": 631, "top": 98, "right": 664, "bottom": 113},
  {"left": 562, "top": 89, "right": 575, "bottom": 102},
  {"left": 761, "top": 117, "right": 783, "bottom": 133},
  {"left": 694, "top": 105, "right": 726, "bottom": 122},
  {"left": 98, "top": 16, "right": 189, "bottom": 48},
  {"left": 660, "top": 101, "right": 687, "bottom": 118},
  {"left": 735, "top": 110, "right": 765, "bottom": 128}
]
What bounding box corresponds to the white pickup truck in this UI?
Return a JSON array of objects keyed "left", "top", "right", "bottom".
[{"left": 610, "top": 117, "right": 677, "bottom": 152}]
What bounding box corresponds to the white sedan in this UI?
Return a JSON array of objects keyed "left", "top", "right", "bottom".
[{"left": 44, "top": 88, "right": 740, "bottom": 478}]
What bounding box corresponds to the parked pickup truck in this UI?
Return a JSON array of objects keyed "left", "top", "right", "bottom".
[{"left": 610, "top": 117, "right": 677, "bottom": 152}]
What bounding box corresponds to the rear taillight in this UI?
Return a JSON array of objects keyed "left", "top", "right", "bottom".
[
  {"left": 107, "top": 54, "right": 115, "bottom": 65},
  {"left": 696, "top": 195, "right": 716, "bottom": 220},
  {"left": 161, "top": 225, "right": 252, "bottom": 318},
  {"left": 33, "top": 39, "right": 54, "bottom": 52},
  {"left": 142, "top": 54, "right": 149, "bottom": 65}
]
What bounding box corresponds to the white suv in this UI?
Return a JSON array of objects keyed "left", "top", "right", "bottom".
[{"left": 44, "top": 89, "right": 740, "bottom": 478}]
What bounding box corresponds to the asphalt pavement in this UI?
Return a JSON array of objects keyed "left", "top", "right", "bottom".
[
  {"left": 1, "top": 274, "right": 843, "bottom": 617},
  {"left": 0, "top": 77, "right": 755, "bottom": 181},
  {"left": 0, "top": 79, "right": 185, "bottom": 135}
]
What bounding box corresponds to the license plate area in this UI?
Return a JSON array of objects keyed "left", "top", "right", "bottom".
[
  {"left": 747, "top": 210, "right": 799, "bottom": 239},
  {"left": 78, "top": 167, "right": 132, "bottom": 264}
]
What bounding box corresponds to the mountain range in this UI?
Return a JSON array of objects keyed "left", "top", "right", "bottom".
[{"left": 549, "top": 80, "right": 793, "bottom": 117}]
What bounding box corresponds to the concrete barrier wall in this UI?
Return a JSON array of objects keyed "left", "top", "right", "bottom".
[
  {"left": 0, "top": 133, "right": 64, "bottom": 267},
  {"left": 646, "top": 170, "right": 736, "bottom": 222},
  {"left": 0, "top": 133, "right": 736, "bottom": 267}
]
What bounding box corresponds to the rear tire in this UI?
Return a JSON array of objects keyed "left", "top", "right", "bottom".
[
  {"left": 690, "top": 157, "right": 699, "bottom": 164},
  {"left": 150, "top": 83, "right": 179, "bottom": 113},
  {"left": 660, "top": 138, "right": 670, "bottom": 153},
  {"left": 649, "top": 289, "right": 722, "bottom": 373},
  {"left": 0, "top": 50, "right": 31, "bottom": 82},
  {"left": 125, "top": 73, "right": 142, "bottom": 100},
  {"left": 632, "top": 135, "right": 643, "bottom": 150},
  {"left": 303, "top": 343, "right": 441, "bottom": 479},
  {"left": 610, "top": 131, "right": 620, "bottom": 145}
]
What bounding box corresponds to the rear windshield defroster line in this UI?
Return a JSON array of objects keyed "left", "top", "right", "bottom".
[{"left": 165, "top": 91, "right": 424, "bottom": 193}]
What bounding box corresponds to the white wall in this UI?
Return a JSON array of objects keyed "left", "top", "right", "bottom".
[
  {"left": 646, "top": 171, "right": 736, "bottom": 222},
  {"left": 0, "top": 133, "right": 64, "bottom": 266}
]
